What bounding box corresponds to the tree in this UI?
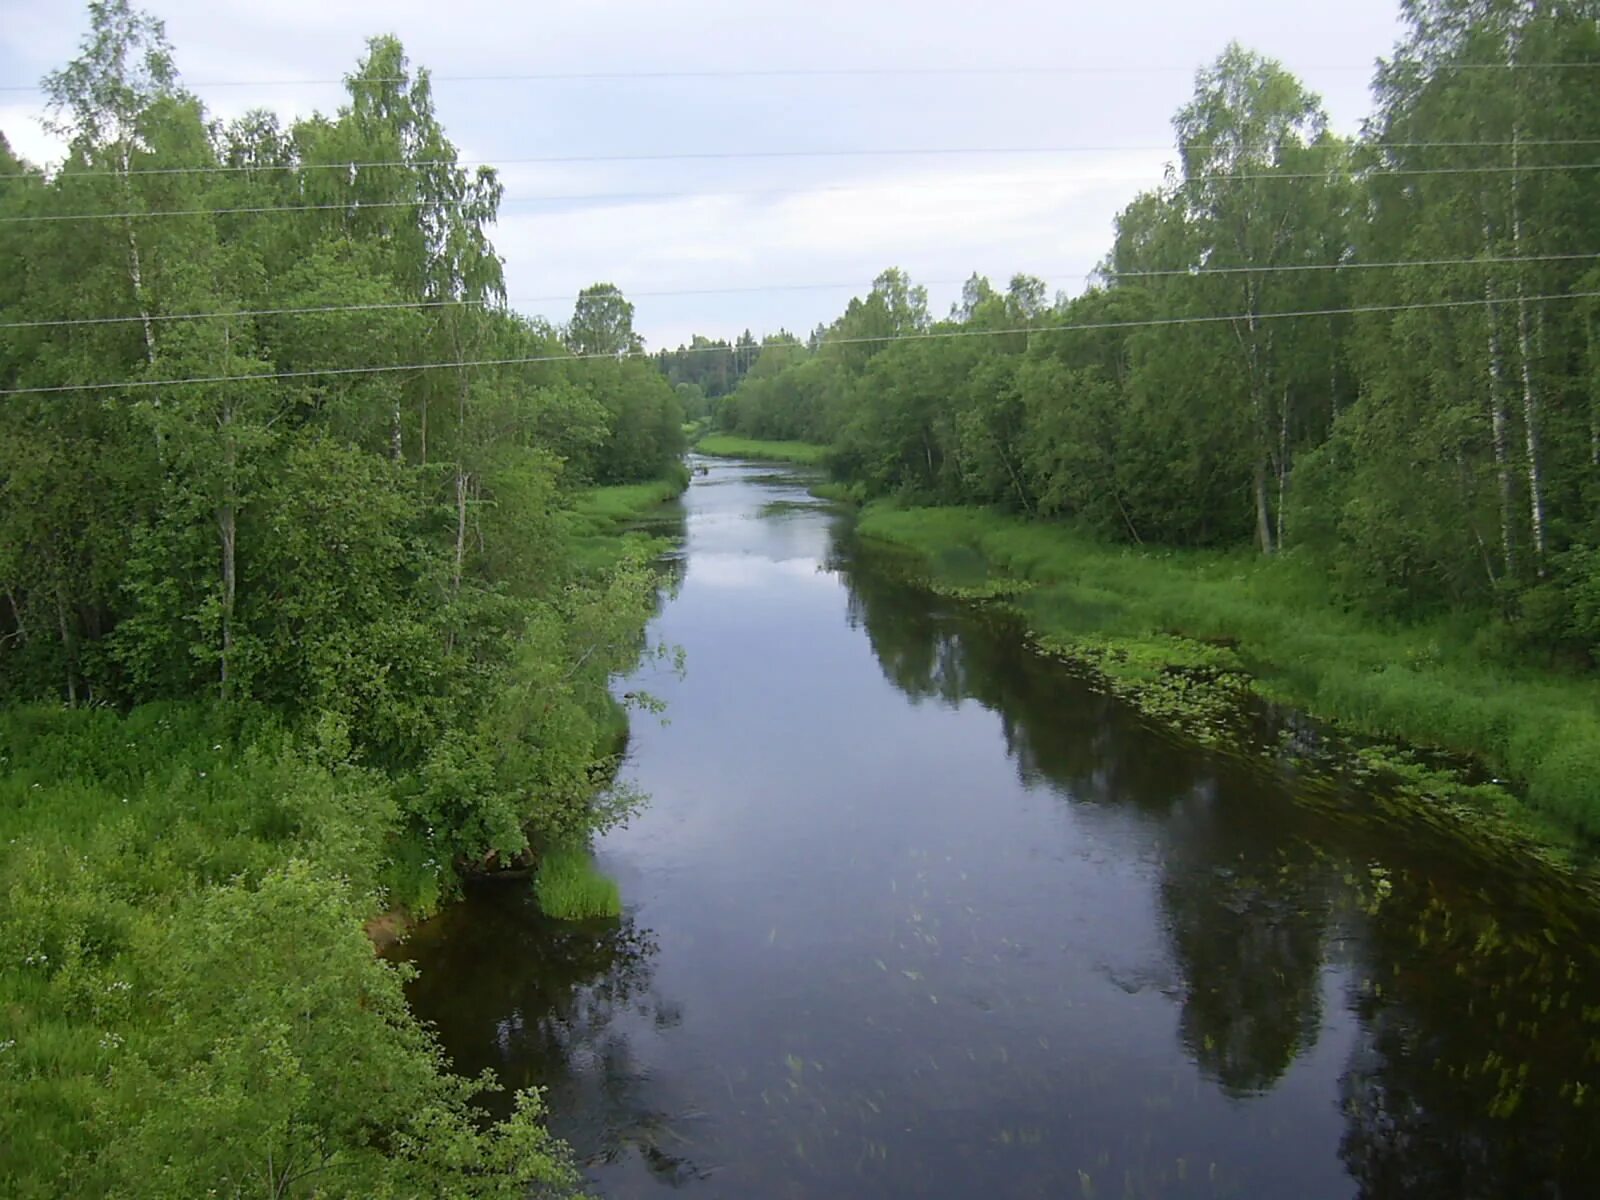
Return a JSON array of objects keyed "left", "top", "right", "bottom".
[{"left": 566, "top": 282, "right": 642, "bottom": 357}]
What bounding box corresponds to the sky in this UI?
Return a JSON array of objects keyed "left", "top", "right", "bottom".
[{"left": 1, "top": 1, "right": 1408, "bottom": 349}]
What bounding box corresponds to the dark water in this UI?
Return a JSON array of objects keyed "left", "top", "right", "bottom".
[{"left": 395, "top": 458, "right": 1600, "bottom": 1199}]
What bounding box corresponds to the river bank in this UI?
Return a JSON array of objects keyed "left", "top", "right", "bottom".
[
  {"left": 693, "top": 434, "right": 831, "bottom": 465},
  {"left": 852, "top": 502, "right": 1600, "bottom": 855},
  {"left": 0, "top": 471, "right": 689, "bottom": 1199}
]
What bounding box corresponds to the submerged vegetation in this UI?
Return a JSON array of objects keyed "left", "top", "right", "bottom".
[{"left": 856, "top": 502, "right": 1600, "bottom": 845}]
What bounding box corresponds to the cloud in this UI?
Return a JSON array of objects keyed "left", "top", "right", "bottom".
[
  {"left": 0, "top": 104, "right": 60, "bottom": 165},
  {"left": 490, "top": 155, "right": 1161, "bottom": 342}
]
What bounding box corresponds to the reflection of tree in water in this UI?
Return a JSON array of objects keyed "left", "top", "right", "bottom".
[
  {"left": 838, "top": 541, "right": 1216, "bottom": 808},
  {"left": 841, "top": 550, "right": 971, "bottom": 705},
  {"left": 394, "top": 889, "right": 710, "bottom": 1184},
  {"left": 1159, "top": 781, "right": 1334, "bottom": 1096},
  {"left": 838, "top": 540, "right": 1339, "bottom": 1098},
  {"left": 837, "top": 533, "right": 1600, "bottom": 1195},
  {"left": 1336, "top": 876, "right": 1600, "bottom": 1197}
]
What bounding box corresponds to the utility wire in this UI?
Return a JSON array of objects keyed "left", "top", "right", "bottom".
[
  {"left": 4, "top": 60, "right": 1596, "bottom": 93},
  {"left": 5, "top": 290, "right": 1596, "bottom": 397},
  {"left": 11, "top": 139, "right": 1600, "bottom": 181},
  {"left": 7, "top": 161, "right": 1600, "bottom": 225},
  {"left": 5, "top": 252, "right": 1596, "bottom": 333}
]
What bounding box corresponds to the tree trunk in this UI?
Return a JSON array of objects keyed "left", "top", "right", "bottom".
[
  {"left": 125, "top": 222, "right": 156, "bottom": 365},
  {"left": 1591, "top": 389, "right": 1599, "bottom": 467},
  {"left": 55, "top": 586, "right": 78, "bottom": 707},
  {"left": 1516, "top": 301, "right": 1548, "bottom": 570},
  {"left": 999, "top": 441, "right": 1033, "bottom": 515},
  {"left": 1254, "top": 456, "right": 1276, "bottom": 555},
  {"left": 1510, "top": 134, "right": 1548, "bottom": 571},
  {"left": 1484, "top": 272, "right": 1517, "bottom": 578},
  {"left": 1275, "top": 386, "right": 1290, "bottom": 551},
  {"left": 452, "top": 364, "right": 470, "bottom": 595},
  {"left": 3, "top": 587, "right": 26, "bottom": 650},
  {"left": 219, "top": 497, "right": 235, "bottom": 695},
  {"left": 120, "top": 146, "right": 156, "bottom": 367},
  {"left": 218, "top": 332, "right": 237, "bottom": 696},
  {"left": 1242, "top": 300, "right": 1275, "bottom": 554},
  {"left": 453, "top": 468, "right": 468, "bottom": 594}
]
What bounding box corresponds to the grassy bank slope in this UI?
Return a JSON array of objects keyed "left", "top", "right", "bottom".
[
  {"left": 0, "top": 705, "right": 574, "bottom": 1198},
  {"left": 0, "top": 478, "right": 688, "bottom": 1197},
  {"left": 566, "top": 467, "right": 690, "bottom": 570},
  {"left": 568, "top": 466, "right": 690, "bottom": 534},
  {"left": 856, "top": 503, "right": 1600, "bottom": 839},
  {"left": 694, "top": 434, "right": 831, "bottom": 465}
]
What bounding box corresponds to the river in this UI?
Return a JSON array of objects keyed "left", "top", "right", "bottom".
[{"left": 394, "top": 456, "right": 1600, "bottom": 1198}]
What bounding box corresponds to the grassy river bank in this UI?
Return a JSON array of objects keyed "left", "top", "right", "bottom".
[
  {"left": 0, "top": 473, "right": 688, "bottom": 1199},
  {"left": 851, "top": 503, "right": 1600, "bottom": 856}
]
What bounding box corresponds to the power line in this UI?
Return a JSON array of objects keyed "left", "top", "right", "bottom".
[
  {"left": 12, "top": 139, "right": 1600, "bottom": 182},
  {"left": 4, "top": 61, "right": 1596, "bottom": 94},
  {"left": 5, "top": 290, "right": 1595, "bottom": 397},
  {"left": 7, "top": 161, "right": 1600, "bottom": 225},
  {"left": 6, "top": 252, "right": 1596, "bottom": 333}
]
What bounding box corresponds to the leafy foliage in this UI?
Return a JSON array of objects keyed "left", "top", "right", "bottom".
[
  {"left": 0, "top": 5, "right": 691, "bottom": 1194},
  {"left": 0, "top": 706, "right": 578, "bottom": 1198},
  {"left": 713, "top": 6, "right": 1600, "bottom": 673}
]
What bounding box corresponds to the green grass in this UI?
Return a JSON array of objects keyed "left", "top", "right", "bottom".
[
  {"left": 533, "top": 845, "right": 621, "bottom": 919},
  {"left": 566, "top": 467, "right": 690, "bottom": 570},
  {"left": 568, "top": 468, "right": 689, "bottom": 533},
  {"left": 694, "top": 434, "right": 832, "bottom": 465},
  {"left": 0, "top": 704, "right": 574, "bottom": 1197},
  {"left": 809, "top": 480, "right": 868, "bottom": 505},
  {"left": 856, "top": 502, "right": 1600, "bottom": 840}
]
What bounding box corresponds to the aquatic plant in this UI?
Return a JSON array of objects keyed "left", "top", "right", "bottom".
[{"left": 535, "top": 846, "right": 623, "bottom": 920}]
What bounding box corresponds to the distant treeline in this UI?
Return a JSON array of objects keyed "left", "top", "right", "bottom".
[
  {"left": 654, "top": 329, "right": 805, "bottom": 420},
  {"left": 704, "top": 2, "right": 1600, "bottom": 668}
]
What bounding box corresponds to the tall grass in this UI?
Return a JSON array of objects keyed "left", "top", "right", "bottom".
[
  {"left": 568, "top": 468, "right": 689, "bottom": 533},
  {"left": 0, "top": 704, "right": 479, "bottom": 1195},
  {"left": 856, "top": 503, "right": 1600, "bottom": 837},
  {"left": 566, "top": 468, "right": 690, "bottom": 571},
  {"left": 534, "top": 846, "right": 621, "bottom": 919},
  {"left": 694, "top": 434, "right": 832, "bottom": 465}
]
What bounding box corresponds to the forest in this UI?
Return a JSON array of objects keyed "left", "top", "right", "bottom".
[
  {"left": 4, "top": 0, "right": 1600, "bottom": 1194},
  {"left": 701, "top": 1, "right": 1600, "bottom": 831},
  {"left": 0, "top": 3, "right": 683, "bottom": 1195},
  {"left": 715, "top": 13, "right": 1599, "bottom": 634}
]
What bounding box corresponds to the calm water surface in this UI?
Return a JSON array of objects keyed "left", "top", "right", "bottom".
[{"left": 397, "top": 458, "right": 1600, "bottom": 1198}]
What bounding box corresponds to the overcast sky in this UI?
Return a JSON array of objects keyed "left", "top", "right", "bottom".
[{"left": 2, "top": 1, "right": 1408, "bottom": 348}]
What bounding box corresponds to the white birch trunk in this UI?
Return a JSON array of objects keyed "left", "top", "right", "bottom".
[
  {"left": 218, "top": 327, "right": 236, "bottom": 695},
  {"left": 119, "top": 145, "right": 157, "bottom": 367},
  {"left": 1510, "top": 132, "right": 1548, "bottom": 569},
  {"left": 1484, "top": 267, "right": 1517, "bottom": 578}
]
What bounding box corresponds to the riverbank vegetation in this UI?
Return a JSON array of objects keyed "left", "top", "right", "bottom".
[
  {"left": 694, "top": 433, "right": 832, "bottom": 465},
  {"left": 0, "top": 5, "right": 685, "bottom": 1194},
  {"left": 534, "top": 845, "right": 624, "bottom": 920},
  {"left": 706, "top": 0, "right": 1600, "bottom": 837},
  {"left": 856, "top": 504, "right": 1600, "bottom": 840}
]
